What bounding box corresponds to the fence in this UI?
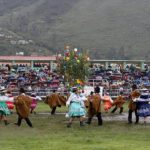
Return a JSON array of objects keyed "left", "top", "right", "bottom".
[
  {"left": 87, "top": 79, "right": 132, "bottom": 98},
  {"left": 11, "top": 86, "right": 132, "bottom": 99}
]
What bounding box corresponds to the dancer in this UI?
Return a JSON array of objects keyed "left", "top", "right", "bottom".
[
  {"left": 86, "top": 86, "right": 103, "bottom": 126},
  {"left": 111, "top": 91, "right": 126, "bottom": 114},
  {"left": 30, "top": 92, "right": 41, "bottom": 114},
  {"left": 45, "top": 90, "right": 67, "bottom": 115},
  {"left": 136, "top": 90, "right": 150, "bottom": 124},
  {"left": 66, "top": 87, "right": 87, "bottom": 127},
  {"left": 14, "top": 88, "right": 33, "bottom": 127},
  {"left": 0, "top": 90, "right": 10, "bottom": 125},
  {"left": 102, "top": 92, "right": 113, "bottom": 113},
  {"left": 128, "top": 84, "right": 140, "bottom": 124}
]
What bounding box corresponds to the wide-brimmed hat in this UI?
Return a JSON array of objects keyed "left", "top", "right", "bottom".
[{"left": 72, "top": 86, "right": 78, "bottom": 92}]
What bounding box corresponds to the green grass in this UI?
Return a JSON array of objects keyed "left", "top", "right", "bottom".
[{"left": 0, "top": 102, "right": 150, "bottom": 150}]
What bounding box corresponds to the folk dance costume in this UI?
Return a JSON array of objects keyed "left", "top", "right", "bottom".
[
  {"left": 128, "top": 85, "right": 141, "bottom": 124},
  {"left": 14, "top": 88, "right": 33, "bottom": 127},
  {"left": 84, "top": 91, "right": 94, "bottom": 108},
  {"left": 136, "top": 93, "right": 150, "bottom": 118},
  {"left": 66, "top": 87, "right": 86, "bottom": 127},
  {"left": 45, "top": 90, "right": 67, "bottom": 115},
  {"left": 86, "top": 86, "right": 103, "bottom": 126},
  {"left": 111, "top": 92, "right": 126, "bottom": 114},
  {"left": 102, "top": 93, "right": 113, "bottom": 112},
  {"left": 0, "top": 95, "right": 11, "bottom": 125},
  {"left": 5, "top": 91, "right": 14, "bottom": 110},
  {"left": 67, "top": 93, "right": 86, "bottom": 117},
  {"left": 30, "top": 93, "right": 41, "bottom": 114}
]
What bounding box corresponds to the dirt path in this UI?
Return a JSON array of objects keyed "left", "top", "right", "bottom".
[{"left": 36, "top": 112, "right": 150, "bottom": 123}]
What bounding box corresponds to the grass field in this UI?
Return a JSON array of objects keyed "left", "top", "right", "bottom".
[{"left": 0, "top": 102, "right": 150, "bottom": 150}]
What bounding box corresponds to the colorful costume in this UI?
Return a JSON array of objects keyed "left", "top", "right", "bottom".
[
  {"left": 86, "top": 93, "right": 103, "bottom": 125},
  {"left": 111, "top": 95, "right": 126, "bottom": 114},
  {"left": 102, "top": 95, "right": 113, "bottom": 112},
  {"left": 30, "top": 94, "right": 41, "bottom": 114},
  {"left": 5, "top": 94, "right": 14, "bottom": 110},
  {"left": 136, "top": 93, "right": 150, "bottom": 117},
  {"left": 45, "top": 92, "right": 67, "bottom": 114},
  {"left": 66, "top": 92, "right": 86, "bottom": 117},
  {"left": 128, "top": 89, "right": 141, "bottom": 124},
  {"left": 66, "top": 87, "right": 87, "bottom": 128},
  {"left": 0, "top": 96, "right": 11, "bottom": 116},
  {"left": 0, "top": 95, "right": 10, "bottom": 125},
  {"left": 14, "top": 93, "right": 33, "bottom": 127}
]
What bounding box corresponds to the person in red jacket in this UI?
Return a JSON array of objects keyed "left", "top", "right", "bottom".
[{"left": 102, "top": 92, "right": 113, "bottom": 113}]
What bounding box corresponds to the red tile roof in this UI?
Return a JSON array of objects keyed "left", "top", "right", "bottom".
[{"left": 0, "top": 56, "right": 56, "bottom": 61}]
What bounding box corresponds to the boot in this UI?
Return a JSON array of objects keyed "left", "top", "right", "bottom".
[
  {"left": 119, "top": 107, "right": 123, "bottom": 114},
  {"left": 25, "top": 118, "right": 33, "bottom": 128},
  {"left": 111, "top": 107, "right": 117, "bottom": 113},
  {"left": 97, "top": 113, "right": 103, "bottom": 126},
  {"left": 85, "top": 118, "right": 92, "bottom": 125},
  {"left": 51, "top": 107, "right": 56, "bottom": 115},
  {"left": 135, "top": 112, "right": 139, "bottom": 124},
  {"left": 80, "top": 121, "right": 85, "bottom": 127},
  {"left": 128, "top": 109, "right": 132, "bottom": 124},
  {"left": 67, "top": 122, "right": 72, "bottom": 128},
  {"left": 4, "top": 120, "right": 9, "bottom": 125}
]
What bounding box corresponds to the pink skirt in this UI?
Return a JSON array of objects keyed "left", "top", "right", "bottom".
[{"left": 31, "top": 100, "right": 37, "bottom": 110}]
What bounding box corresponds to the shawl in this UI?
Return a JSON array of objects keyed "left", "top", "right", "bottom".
[{"left": 14, "top": 94, "right": 32, "bottom": 118}]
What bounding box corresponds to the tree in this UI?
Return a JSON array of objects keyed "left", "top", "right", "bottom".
[{"left": 57, "top": 47, "right": 90, "bottom": 86}]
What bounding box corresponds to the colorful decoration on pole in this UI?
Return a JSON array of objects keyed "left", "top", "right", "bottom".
[{"left": 57, "top": 46, "right": 90, "bottom": 86}]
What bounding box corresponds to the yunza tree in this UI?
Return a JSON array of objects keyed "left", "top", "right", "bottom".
[{"left": 57, "top": 46, "right": 90, "bottom": 86}]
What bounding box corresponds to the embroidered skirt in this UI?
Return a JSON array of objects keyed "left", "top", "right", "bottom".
[
  {"left": 137, "top": 101, "right": 150, "bottom": 117},
  {"left": 68, "top": 102, "right": 86, "bottom": 117},
  {"left": 0, "top": 102, "right": 11, "bottom": 116}
]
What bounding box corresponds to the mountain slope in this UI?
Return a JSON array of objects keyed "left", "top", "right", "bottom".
[{"left": 0, "top": 0, "right": 150, "bottom": 59}]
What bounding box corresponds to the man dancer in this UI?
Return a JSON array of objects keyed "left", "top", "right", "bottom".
[
  {"left": 128, "top": 84, "right": 140, "bottom": 124},
  {"left": 14, "top": 88, "right": 33, "bottom": 127},
  {"left": 86, "top": 86, "right": 103, "bottom": 126}
]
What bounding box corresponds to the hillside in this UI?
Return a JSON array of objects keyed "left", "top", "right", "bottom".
[{"left": 0, "top": 0, "right": 150, "bottom": 59}]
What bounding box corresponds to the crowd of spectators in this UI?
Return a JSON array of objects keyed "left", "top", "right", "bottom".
[{"left": 0, "top": 63, "right": 149, "bottom": 98}]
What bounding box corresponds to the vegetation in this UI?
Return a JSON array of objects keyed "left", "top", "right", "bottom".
[
  {"left": 0, "top": 0, "right": 150, "bottom": 59},
  {"left": 1, "top": 102, "right": 150, "bottom": 150}
]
